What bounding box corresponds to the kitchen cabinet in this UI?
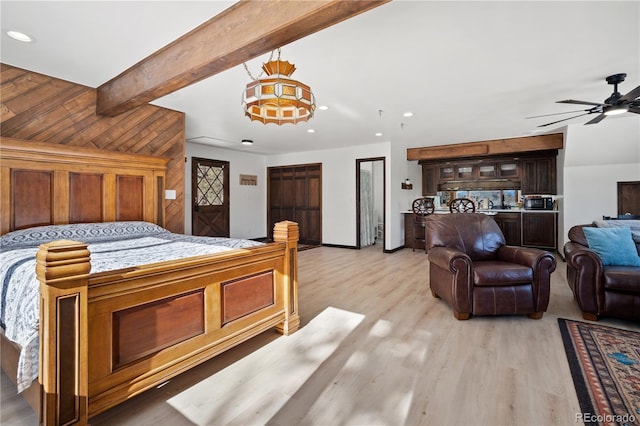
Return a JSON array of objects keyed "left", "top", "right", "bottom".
[
  {"left": 522, "top": 212, "right": 557, "bottom": 250},
  {"left": 521, "top": 156, "right": 556, "bottom": 195},
  {"left": 439, "top": 165, "right": 455, "bottom": 181},
  {"left": 477, "top": 163, "right": 497, "bottom": 179},
  {"left": 418, "top": 151, "right": 556, "bottom": 194},
  {"left": 455, "top": 164, "right": 477, "bottom": 180},
  {"left": 403, "top": 211, "right": 557, "bottom": 251},
  {"left": 422, "top": 164, "right": 438, "bottom": 195},
  {"left": 493, "top": 212, "right": 521, "bottom": 246},
  {"left": 497, "top": 161, "right": 519, "bottom": 178},
  {"left": 404, "top": 212, "right": 424, "bottom": 249}
]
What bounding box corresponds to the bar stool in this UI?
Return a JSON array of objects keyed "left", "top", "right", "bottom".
[
  {"left": 412, "top": 197, "right": 435, "bottom": 252},
  {"left": 449, "top": 197, "right": 476, "bottom": 213}
]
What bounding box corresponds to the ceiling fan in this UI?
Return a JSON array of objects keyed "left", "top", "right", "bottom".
[{"left": 528, "top": 73, "right": 640, "bottom": 127}]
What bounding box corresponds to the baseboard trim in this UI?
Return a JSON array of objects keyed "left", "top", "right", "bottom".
[
  {"left": 384, "top": 245, "right": 406, "bottom": 253},
  {"left": 321, "top": 243, "right": 358, "bottom": 250}
]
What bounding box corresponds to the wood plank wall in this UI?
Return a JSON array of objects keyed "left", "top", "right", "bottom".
[{"left": 0, "top": 64, "right": 185, "bottom": 233}]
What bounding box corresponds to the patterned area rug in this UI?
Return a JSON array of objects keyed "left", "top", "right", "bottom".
[{"left": 558, "top": 318, "right": 640, "bottom": 426}]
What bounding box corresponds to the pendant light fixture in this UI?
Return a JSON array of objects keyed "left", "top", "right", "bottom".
[{"left": 242, "top": 48, "right": 316, "bottom": 125}]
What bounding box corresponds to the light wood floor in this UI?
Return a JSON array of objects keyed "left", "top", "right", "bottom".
[{"left": 2, "top": 245, "right": 639, "bottom": 426}]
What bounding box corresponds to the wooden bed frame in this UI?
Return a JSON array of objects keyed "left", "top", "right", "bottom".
[{"left": 0, "top": 138, "right": 300, "bottom": 425}]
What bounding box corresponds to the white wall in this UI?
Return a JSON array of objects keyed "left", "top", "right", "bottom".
[
  {"left": 185, "top": 141, "right": 412, "bottom": 249},
  {"left": 185, "top": 143, "right": 267, "bottom": 239},
  {"left": 560, "top": 116, "right": 640, "bottom": 248},
  {"left": 266, "top": 142, "right": 393, "bottom": 248}
]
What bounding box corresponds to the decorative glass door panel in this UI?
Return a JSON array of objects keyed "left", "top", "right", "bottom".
[{"left": 192, "top": 158, "right": 229, "bottom": 237}]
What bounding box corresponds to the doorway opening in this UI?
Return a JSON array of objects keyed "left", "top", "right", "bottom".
[{"left": 356, "top": 157, "right": 386, "bottom": 250}]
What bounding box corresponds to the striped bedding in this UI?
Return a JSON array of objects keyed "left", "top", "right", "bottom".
[{"left": 0, "top": 221, "right": 264, "bottom": 392}]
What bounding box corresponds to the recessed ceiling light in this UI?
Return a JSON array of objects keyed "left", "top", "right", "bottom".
[
  {"left": 307, "top": 129, "right": 315, "bottom": 133},
  {"left": 318, "top": 105, "right": 329, "bottom": 111},
  {"left": 7, "top": 31, "right": 32, "bottom": 43},
  {"left": 241, "top": 139, "right": 253, "bottom": 145},
  {"left": 403, "top": 112, "right": 413, "bottom": 117},
  {"left": 375, "top": 132, "right": 383, "bottom": 137}
]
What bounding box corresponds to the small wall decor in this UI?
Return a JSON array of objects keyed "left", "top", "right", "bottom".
[
  {"left": 401, "top": 178, "right": 413, "bottom": 190},
  {"left": 239, "top": 174, "right": 258, "bottom": 186}
]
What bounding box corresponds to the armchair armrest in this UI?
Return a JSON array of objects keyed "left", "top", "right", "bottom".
[
  {"left": 497, "top": 245, "right": 556, "bottom": 272},
  {"left": 427, "top": 246, "right": 473, "bottom": 317},
  {"left": 563, "top": 241, "right": 604, "bottom": 315},
  {"left": 564, "top": 242, "right": 604, "bottom": 272},
  {"left": 428, "top": 246, "right": 471, "bottom": 272}
]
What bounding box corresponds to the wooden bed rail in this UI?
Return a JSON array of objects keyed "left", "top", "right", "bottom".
[{"left": 35, "top": 221, "right": 299, "bottom": 426}]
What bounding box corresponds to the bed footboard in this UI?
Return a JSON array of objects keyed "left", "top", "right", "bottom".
[{"left": 36, "top": 221, "right": 299, "bottom": 426}]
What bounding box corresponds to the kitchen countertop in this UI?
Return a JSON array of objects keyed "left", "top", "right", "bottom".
[{"left": 401, "top": 209, "right": 559, "bottom": 214}]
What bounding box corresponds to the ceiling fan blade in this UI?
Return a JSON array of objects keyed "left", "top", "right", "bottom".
[
  {"left": 628, "top": 107, "right": 640, "bottom": 114},
  {"left": 537, "top": 112, "right": 592, "bottom": 127},
  {"left": 556, "top": 99, "right": 605, "bottom": 106},
  {"left": 525, "top": 109, "right": 588, "bottom": 119},
  {"left": 619, "top": 85, "right": 640, "bottom": 102},
  {"left": 584, "top": 113, "right": 607, "bottom": 125}
]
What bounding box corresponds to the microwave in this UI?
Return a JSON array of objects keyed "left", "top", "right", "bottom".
[{"left": 524, "top": 197, "right": 553, "bottom": 210}]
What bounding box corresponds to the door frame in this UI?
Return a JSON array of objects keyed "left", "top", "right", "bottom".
[{"left": 356, "top": 157, "right": 386, "bottom": 250}]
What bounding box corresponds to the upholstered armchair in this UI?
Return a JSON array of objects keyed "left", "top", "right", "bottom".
[{"left": 425, "top": 213, "right": 557, "bottom": 320}]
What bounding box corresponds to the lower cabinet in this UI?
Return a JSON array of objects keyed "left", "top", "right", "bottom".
[
  {"left": 404, "top": 213, "right": 424, "bottom": 250},
  {"left": 403, "top": 212, "right": 557, "bottom": 251},
  {"left": 493, "top": 213, "right": 521, "bottom": 246},
  {"left": 522, "top": 212, "right": 557, "bottom": 250}
]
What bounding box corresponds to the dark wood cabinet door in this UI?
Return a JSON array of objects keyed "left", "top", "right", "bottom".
[
  {"left": 521, "top": 156, "right": 556, "bottom": 195},
  {"left": 520, "top": 159, "right": 537, "bottom": 194},
  {"left": 494, "top": 213, "right": 521, "bottom": 246},
  {"left": 421, "top": 165, "right": 437, "bottom": 195},
  {"left": 268, "top": 164, "right": 322, "bottom": 245},
  {"left": 522, "top": 213, "right": 556, "bottom": 250}
]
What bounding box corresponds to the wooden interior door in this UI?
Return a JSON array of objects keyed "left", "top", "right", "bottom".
[
  {"left": 268, "top": 164, "right": 321, "bottom": 245},
  {"left": 618, "top": 181, "right": 640, "bottom": 216},
  {"left": 192, "top": 157, "right": 230, "bottom": 237}
]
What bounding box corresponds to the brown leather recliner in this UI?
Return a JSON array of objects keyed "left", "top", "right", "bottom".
[
  {"left": 564, "top": 224, "right": 640, "bottom": 321},
  {"left": 425, "top": 213, "right": 557, "bottom": 320}
]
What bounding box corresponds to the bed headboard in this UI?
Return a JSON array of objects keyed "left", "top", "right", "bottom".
[{"left": 0, "top": 138, "right": 169, "bottom": 235}]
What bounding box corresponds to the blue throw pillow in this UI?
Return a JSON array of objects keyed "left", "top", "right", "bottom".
[{"left": 583, "top": 226, "right": 640, "bottom": 267}]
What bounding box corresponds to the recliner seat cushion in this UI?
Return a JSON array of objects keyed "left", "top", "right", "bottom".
[{"left": 473, "top": 261, "right": 533, "bottom": 286}]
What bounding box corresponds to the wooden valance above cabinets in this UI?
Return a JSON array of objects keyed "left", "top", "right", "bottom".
[{"left": 408, "top": 134, "right": 563, "bottom": 196}]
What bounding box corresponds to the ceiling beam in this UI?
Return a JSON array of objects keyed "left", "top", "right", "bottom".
[
  {"left": 406, "top": 134, "right": 564, "bottom": 161},
  {"left": 96, "top": 0, "right": 389, "bottom": 116}
]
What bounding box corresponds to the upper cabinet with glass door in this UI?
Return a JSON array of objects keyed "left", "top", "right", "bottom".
[
  {"left": 478, "top": 163, "right": 497, "bottom": 179},
  {"left": 455, "top": 164, "right": 477, "bottom": 180},
  {"left": 497, "top": 160, "right": 519, "bottom": 179}
]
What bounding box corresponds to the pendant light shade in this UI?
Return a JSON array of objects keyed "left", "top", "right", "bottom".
[{"left": 242, "top": 51, "right": 316, "bottom": 125}]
